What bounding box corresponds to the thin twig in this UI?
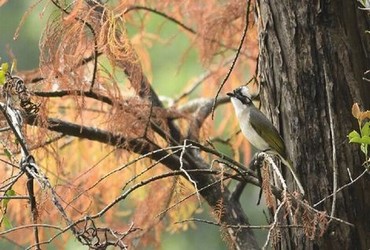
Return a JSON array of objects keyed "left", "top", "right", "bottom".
[
  {"left": 26, "top": 226, "right": 71, "bottom": 250},
  {"left": 0, "top": 126, "right": 11, "bottom": 132},
  {"left": 0, "top": 171, "right": 24, "bottom": 192},
  {"left": 260, "top": 152, "right": 287, "bottom": 191},
  {"left": 124, "top": 5, "right": 240, "bottom": 53},
  {"left": 156, "top": 174, "right": 234, "bottom": 219},
  {"left": 84, "top": 171, "right": 194, "bottom": 220},
  {"left": 85, "top": 0, "right": 102, "bottom": 91},
  {"left": 1, "top": 88, "right": 80, "bottom": 246},
  {"left": 175, "top": 58, "right": 234, "bottom": 103},
  {"left": 324, "top": 69, "right": 338, "bottom": 223},
  {"left": 263, "top": 201, "right": 285, "bottom": 249},
  {"left": 187, "top": 140, "right": 252, "bottom": 174},
  {"left": 89, "top": 33, "right": 99, "bottom": 91},
  {"left": 8, "top": 134, "right": 66, "bottom": 155},
  {"left": 143, "top": 99, "right": 154, "bottom": 138},
  {"left": 49, "top": 0, "right": 100, "bottom": 91},
  {"left": 175, "top": 71, "right": 214, "bottom": 103},
  {"left": 175, "top": 218, "right": 304, "bottom": 229},
  {"left": 0, "top": 223, "right": 63, "bottom": 237},
  {"left": 0, "top": 195, "right": 29, "bottom": 200},
  {"left": 0, "top": 158, "right": 20, "bottom": 169},
  {"left": 179, "top": 140, "right": 201, "bottom": 205},
  {"left": 33, "top": 90, "right": 114, "bottom": 105},
  {"left": 28, "top": 169, "right": 236, "bottom": 249},
  {"left": 27, "top": 176, "right": 40, "bottom": 250},
  {"left": 347, "top": 168, "right": 354, "bottom": 182},
  {"left": 0, "top": 104, "right": 29, "bottom": 156},
  {"left": 313, "top": 169, "right": 368, "bottom": 207},
  {"left": 121, "top": 148, "right": 185, "bottom": 191},
  {"left": 211, "top": 0, "right": 252, "bottom": 119},
  {"left": 0, "top": 102, "right": 41, "bottom": 248},
  {"left": 67, "top": 145, "right": 191, "bottom": 206}
]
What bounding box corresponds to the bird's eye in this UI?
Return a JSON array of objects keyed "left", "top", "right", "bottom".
[{"left": 234, "top": 87, "right": 252, "bottom": 105}]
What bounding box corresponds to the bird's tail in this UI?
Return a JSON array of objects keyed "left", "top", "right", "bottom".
[{"left": 279, "top": 156, "right": 305, "bottom": 196}]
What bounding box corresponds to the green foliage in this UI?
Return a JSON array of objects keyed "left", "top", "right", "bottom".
[
  {"left": 0, "top": 62, "right": 8, "bottom": 85},
  {"left": 348, "top": 103, "right": 370, "bottom": 167},
  {"left": 2, "top": 215, "right": 12, "bottom": 230},
  {"left": 3, "top": 149, "right": 12, "bottom": 160},
  {"left": 348, "top": 122, "right": 370, "bottom": 156},
  {"left": 0, "top": 61, "right": 16, "bottom": 85},
  {"left": 1, "top": 189, "right": 15, "bottom": 229},
  {"left": 1, "top": 189, "right": 16, "bottom": 208}
]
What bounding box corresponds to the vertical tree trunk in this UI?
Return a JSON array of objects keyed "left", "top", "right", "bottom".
[{"left": 257, "top": 0, "right": 370, "bottom": 249}]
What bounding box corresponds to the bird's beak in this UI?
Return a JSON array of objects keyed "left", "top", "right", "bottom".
[{"left": 226, "top": 92, "right": 234, "bottom": 97}]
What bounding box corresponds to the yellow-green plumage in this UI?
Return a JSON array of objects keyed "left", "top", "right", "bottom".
[{"left": 227, "top": 86, "right": 305, "bottom": 195}]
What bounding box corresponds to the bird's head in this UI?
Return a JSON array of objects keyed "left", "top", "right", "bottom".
[{"left": 227, "top": 86, "right": 253, "bottom": 105}]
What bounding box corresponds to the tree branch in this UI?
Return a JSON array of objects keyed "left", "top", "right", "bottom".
[
  {"left": 24, "top": 112, "right": 260, "bottom": 249},
  {"left": 33, "top": 90, "right": 114, "bottom": 105}
]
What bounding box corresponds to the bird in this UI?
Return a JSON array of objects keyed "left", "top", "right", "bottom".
[{"left": 227, "top": 86, "right": 305, "bottom": 195}]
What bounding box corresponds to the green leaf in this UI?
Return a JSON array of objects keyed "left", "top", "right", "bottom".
[
  {"left": 0, "top": 71, "right": 5, "bottom": 85},
  {"left": 2, "top": 215, "right": 13, "bottom": 230},
  {"left": 3, "top": 149, "right": 12, "bottom": 160},
  {"left": 348, "top": 130, "right": 362, "bottom": 143},
  {"left": 361, "top": 122, "right": 370, "bottom": 137},
  {"left": 2, "top": 190, "right": 16, "bottom": 208},
  {"left": 0, "top": 62, "right": 9, "bottom": 85},
  {"left": 361, "top": 135, "right": 370, "bottom": 145},
  {"left": 1, "top": 62, "right": 8, "bottom": 73},
  {"left": 349, "top": 137, "right": 363, "bottom": 144},
  {"left": 348, "top": 130, "right": 360, "bottom": 140},
  {"left": 5, "top": 189, "right": 15, "bottom": 196}
]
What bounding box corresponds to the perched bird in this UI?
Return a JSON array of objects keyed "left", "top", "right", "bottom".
[{"left": 227, "top": 86, "right": 304, "bottom": 195}]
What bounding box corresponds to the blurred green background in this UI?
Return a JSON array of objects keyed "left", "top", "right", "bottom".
[{"left": 0, "top": 2, "right": 267, "bottom": 249}]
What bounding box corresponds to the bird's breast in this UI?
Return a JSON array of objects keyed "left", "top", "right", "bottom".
[{"left": 237, "top": 109, "right": 270, "bottom": 151}]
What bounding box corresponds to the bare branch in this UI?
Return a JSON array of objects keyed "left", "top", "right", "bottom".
[
  {"left": 124, "top": 5, "right": 241, "bottom": 53},
  {"left": 179, "top": 140, "right": 201, "bottom": 204},
  {"left": 313, "top": 169, "right": 368, "bottom": 207},
  {"left": 263, "top": 200, "right": 285, "bottom": 249},
  {"left": 0, "top": 224, "right": 63, "bottom": 237},
  {"left": 211, "top": 0, "right": 252, "bottom": 119},
  {"left": 324, "top": 69, "right": 338, "bottom": 223},
  {"left": 33, "top": 90, "right": 114, "bottom": 105}
]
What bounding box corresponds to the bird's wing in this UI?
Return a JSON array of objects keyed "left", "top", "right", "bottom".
[{"left": 249, "top": 108, "right": 287, "bottom": 158}]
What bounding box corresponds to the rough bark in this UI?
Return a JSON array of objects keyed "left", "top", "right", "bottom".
[{"left": 257, "top": 0, "right": 370, "bottom": 249}]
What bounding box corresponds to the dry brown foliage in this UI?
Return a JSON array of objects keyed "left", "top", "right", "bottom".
[
  {"left": 0, "top": 1, "right": 258, "bottom": 248},
  {"left": 261, "top": 158, "right": 274, "bottom": 208}
]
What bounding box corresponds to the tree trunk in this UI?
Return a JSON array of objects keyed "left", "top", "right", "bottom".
[{"left": 257, "top": 0, "right": 370, "bottom": 249}]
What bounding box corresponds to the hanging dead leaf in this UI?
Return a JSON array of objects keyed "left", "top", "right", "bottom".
[
  {"left": 360, "top": 110, "right": 370, "bottom": 121},
  {"left": 352, "top": 103, "right": 361, "bottom": 119}
]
